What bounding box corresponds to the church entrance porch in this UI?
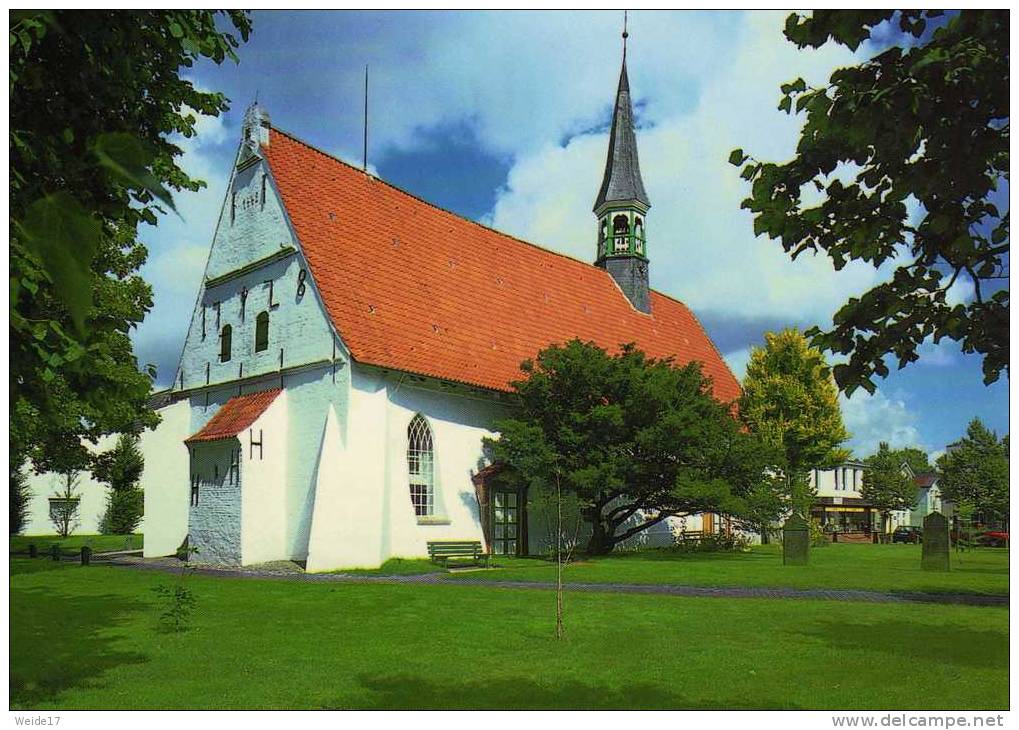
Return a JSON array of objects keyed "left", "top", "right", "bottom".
[
  {"left": 491, "top": 490, "right": 520, "bottom": 556},
  {"left": 472, "top": 465, "right": 529, "bottom": 557},
  {"left": 489, "top": 485, "right": 528, "bottom": 556}
]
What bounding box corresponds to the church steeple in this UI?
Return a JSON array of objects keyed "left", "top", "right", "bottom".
[{"left": 594, "top": 16, "right": 651, "bottom": 314}]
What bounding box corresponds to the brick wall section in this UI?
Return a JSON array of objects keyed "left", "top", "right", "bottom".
[{"left": 189, "top": 439, "right": 242, "bottom": 565}]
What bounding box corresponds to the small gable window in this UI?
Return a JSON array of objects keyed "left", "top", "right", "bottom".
[
  {"left": 254, "top": 311, "right": 270, "bottom": 353},
  {"left": 220, "top": 324, "right": 233, "bottom": 363},
  {"left": 407, "top": 414, "right": 434, "bottom": 517}
]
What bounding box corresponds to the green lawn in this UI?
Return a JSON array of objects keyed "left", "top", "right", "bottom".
[
  {"left": 10, "top": 533, "right": 142, "bottom": 554},
  {"left": 10, "top": 558, "right": 1009, "bottom": 710},
  {"left": 439, "top": 543, "right": 1008, "bottom": 596}
]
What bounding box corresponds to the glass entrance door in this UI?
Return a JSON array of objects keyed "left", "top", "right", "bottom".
[{"left": 492, "top": 491, "right": 519, "bottom": 555}]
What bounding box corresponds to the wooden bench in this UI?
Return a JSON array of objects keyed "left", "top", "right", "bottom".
[{"left": 427, "top": 540, "right": 489, "bottom": 568}]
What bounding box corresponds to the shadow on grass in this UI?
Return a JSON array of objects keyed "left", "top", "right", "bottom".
[
  {"left": 797, "top": 619, "right": 1008, "bottom": 670},
  {"left": 10, "top": 581, "right": 149, "bottom": 708},
  {"left": 10, "top": 558, "right": 74, "bottom": 577},
  {"left": 339, "top": 673, "right": 801, "bottom": 710}
]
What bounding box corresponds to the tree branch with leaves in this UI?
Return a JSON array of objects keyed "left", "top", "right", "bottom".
[{"left": 731, "top": 11, "right": 1008, "bottom": 395}]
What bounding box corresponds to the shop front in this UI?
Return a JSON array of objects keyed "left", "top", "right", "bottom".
[{"left": 810, "top": 498, "right": 877, "bottom": 543}]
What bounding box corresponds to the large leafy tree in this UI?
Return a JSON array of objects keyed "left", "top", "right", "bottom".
[
  {"left": 486, "top": 340, "right": 772, "bottom": 555},
  {"left": 739, "top": 328, "right": 850, "bottom": 514},
  {"left": 731, "top": 11, "right": 1008, "bottom": 394},
  {"left": 862, "top": 442, "right": 917, "bottom": 532},
  {"left": 936, "top": 418, "right": 1009, "bottom": 522},
  {"left": 10, "top": 11, "right": 252, "bottom": 476},
  {"left": 886, "top": 446, "right": 932, "bottom": 475}
]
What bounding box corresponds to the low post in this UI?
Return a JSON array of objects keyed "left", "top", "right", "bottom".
[
  {"left": 782, "top": 513, "right": 810, "bottom": 566},
  {"left": 922, "top": 511, "right": 950, "bottom": 571},
  {"left": 28, "top": 543, "right": 37, "bottom": 559},
  {"left": 80, "top": 546, "right": 92, "bottom": 566},
  {"left": 50, "top": 544, "right": 61, "bottom": 562}
]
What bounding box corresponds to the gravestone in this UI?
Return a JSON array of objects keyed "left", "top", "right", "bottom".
[
  {"left": 783, "top": 513, "right": 810, "bottom": 565},
  {"left": 27, "top": 543, "right": 37, "bottom": 558},
  {"left": 922, "top": 511, "right": 950, "bottom": 571},
  {"left": 50, "top": 544, "right": 61, "bottom": 562},
  {"left": 80, "top": 546, "right": 92, "bottom": 566}
]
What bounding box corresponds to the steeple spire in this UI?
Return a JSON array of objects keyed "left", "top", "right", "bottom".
[
  {"left": 594, "top": 16, "right": 649, "bottom": 212},
  {"left": 593, "top": 16, "right": 651, "bottom": 314}
]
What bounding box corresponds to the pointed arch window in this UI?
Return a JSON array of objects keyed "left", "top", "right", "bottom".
[
  {"left": 407, "top": 415, "right": 434, "bottom": 517},
  {"left": 254, "top": 311, "right": 269, "bottom": 353},
  {"left": 220, "top": 324, "right": 233, "bottom": 363}
]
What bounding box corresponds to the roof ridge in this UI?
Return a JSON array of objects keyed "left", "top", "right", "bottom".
[{"left": 268, "top": 125, "right": 675, "bottom": 290}]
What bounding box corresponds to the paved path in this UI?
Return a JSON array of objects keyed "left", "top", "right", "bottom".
[{"left": 95, "top": 555, "right": 1008, "bottom": 607}]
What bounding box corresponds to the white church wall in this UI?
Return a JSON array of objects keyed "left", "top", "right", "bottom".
[
  {"left": 156, "top": 132, "right": 349, "bottom": 565},
  {"left": 140, "top": 399, "right": 191, "bottom": 556},
  {"left": 240, "top": 391, "right": 289, "bottom": 565},
  {"left": 306, "top": 366, "right": 387, "bottom": 571},
  {"left": 178, "top": 253, "right": 336, "bottom": 394},
  {"left": 281, "top": 365, "right": 348, "bottom": 560},
  {"left": 174, "top": 145, "right": 338, "bottom": 396},
  {"left": 205, "top": 158, "right": 293, "bottom": 283},
  {"left": 382, "top": 375, "right": 509, "bottom": 562},
  {"left": 305, "top": 405, "right": 348, "bottom": 571}
]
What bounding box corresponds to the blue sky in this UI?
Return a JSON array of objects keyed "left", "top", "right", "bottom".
[{"left": 132, "top": 10, "right": 1008, "bottom": 460}]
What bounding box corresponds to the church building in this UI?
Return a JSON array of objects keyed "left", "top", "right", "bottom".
[{"left": 140, "top": 44, "right": 741, "bottom": 570}]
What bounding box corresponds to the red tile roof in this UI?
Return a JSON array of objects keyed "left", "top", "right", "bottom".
[
  {"left": 914, "top": 472, "right": 938, "bottom": 488},
  {"left": 185, "top": 389, "right": 282, "bottom": 443},
  {"left": 262, "top": 128, "right": 740, "bottom": 402}
]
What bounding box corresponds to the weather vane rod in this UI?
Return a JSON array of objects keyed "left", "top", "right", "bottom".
[
  {"left": 622, "top": 10, "right": 628, "bottom": 61},
  {"left": 363, "top": 65, "right": 369, "bottom": 173}
]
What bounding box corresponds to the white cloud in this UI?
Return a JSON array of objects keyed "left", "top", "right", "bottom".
[{"left": 841, "top": 389, "right": 926, "bottom": 457}]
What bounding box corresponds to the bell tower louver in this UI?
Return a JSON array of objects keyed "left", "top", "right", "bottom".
[{"left": 594, "top": 23, "right": 651, "bottom": 314}]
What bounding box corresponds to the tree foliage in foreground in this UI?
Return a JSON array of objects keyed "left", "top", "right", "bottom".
[
  {"left": 486, "top": 340, "right": 774, "bottom": 555},
  {"left": 936, "top": 418, "right": 1009, "bottom": 522},
  {"left": 862, "top": 442, "right": 917, "bottom": 531},
  {"left": 731, "top": 11, "right": 1008, "bottom": 394},
  {"left": 9, "top": 469, "right": 32, "bottom": 535},
  {"left": 10, "top": 10, "right": 252, "bottom": 475},
  {"left": 739, "top": 329, "right": 850, "bottom": 516}
]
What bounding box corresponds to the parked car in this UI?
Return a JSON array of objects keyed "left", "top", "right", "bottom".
[
  {"left": 978, "top": 530, "right": 1009, "bottom": 547},
  {"left": 892, "top": 526, "right": 923, "bottom": 544}
]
